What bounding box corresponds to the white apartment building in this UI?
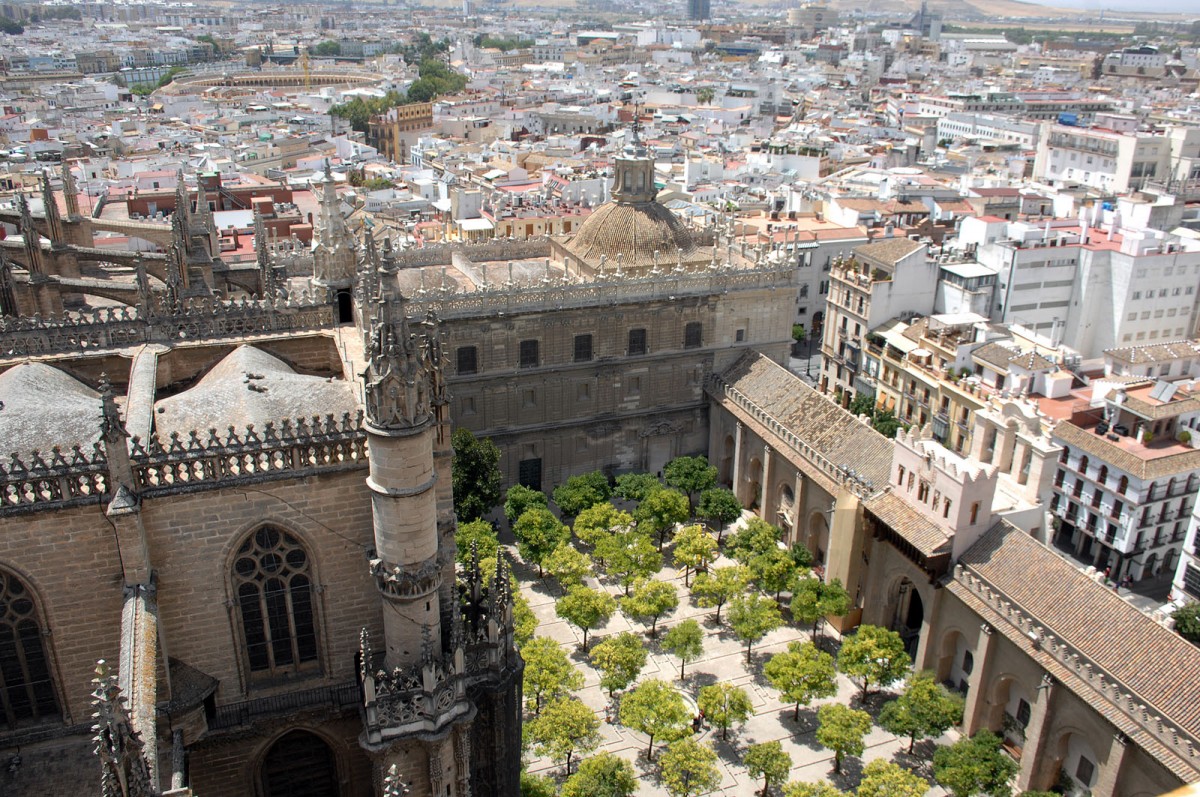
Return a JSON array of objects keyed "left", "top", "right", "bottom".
[
  {"left": 1049, "top": 342, "right": 1200, "bottom": 583},
  {"left": 936, "top": 112, "right": 1041, "bottom": 149},
  {"left": 821, "top": 237, "right": 938, "bottom": 402},
  {"left": 1172, "top": 501, "right": 1200, "bottom": 607},
  {"left": 964, "top": 211, "right": 1200, "bottom": 359},
  {"left": 1033, "top": 124, "right": 1170, "bottom": 193}
]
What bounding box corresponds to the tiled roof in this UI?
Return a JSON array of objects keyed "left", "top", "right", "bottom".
[
  {"left": 1053, "top": 421, "right": 1200, "bottom": 480},
  {"left": 1104, "top": 339, "right": 1200, "bottom": 366},
  {"left": 958, "top": 523, "right": 1200, "bottom": 743},
  {"left": 1119, "top": 392, "right": 1200, "bottom": 421},
  {"left": 972, "top": 342, "right": 1054, "bottom": 372},
  {"left": 853, "top": 237, "right": 924, "bottom": 266},
  {"left": 716, "top": 352, "right": 893, "bottom": 490},
  {"left": 864, "top": 491, "right": 951, "bottom": 557}
]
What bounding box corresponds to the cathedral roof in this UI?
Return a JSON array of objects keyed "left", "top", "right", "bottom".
[
  {"left": 0, "top": 362, "right": 101, "bottom": 455},
  {"left": 153, "top": 345, "right": 356, "bottom": 436},
  {"left": 562, "top": 199, "right": 697, "bottom": 270}
]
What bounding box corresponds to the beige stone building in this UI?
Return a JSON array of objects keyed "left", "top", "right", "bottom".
[
  {"left": 0, "top": 146, "right": 796, "bottom": 795},
  {"left": 708, "top": 351, "right": 1200, "bottom": 795}
]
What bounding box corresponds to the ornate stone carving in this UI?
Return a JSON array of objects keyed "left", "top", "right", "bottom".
[{"left": 92, "top": 659, "right": 155, "bottom": 797}]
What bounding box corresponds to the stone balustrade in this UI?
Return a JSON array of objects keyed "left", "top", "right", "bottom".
[
  {"left": 0, "top": 295, "right": 333, "bottom": 359},
  {"left": 0, "top": 412, "right": 367, "bottom": 515}
]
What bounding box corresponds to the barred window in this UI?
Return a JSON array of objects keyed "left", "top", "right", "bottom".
[
  {"left": 519, "top": 339, "right": 539, "bottom": 368},
  {"left": 0, "top": 570, "right": 59, "bottom": 729},
  {"left": 456, "top": 346, "right": 478, "bottom": 375},
  {"left": 684, "top": 322, "right": 702, "bottom": 349},
  {"left": 628, "top": 328, "right": 647, "bottom": 356},
  {"left": 234, "top": 527, "right": 319, "bottom": 678},
  {"left": 574, "top": 334, "right": 593, "bottom": 363}
]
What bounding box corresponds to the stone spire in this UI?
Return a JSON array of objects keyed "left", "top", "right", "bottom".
[
  {"left": 91, "top": 660, "right": 156, "bottom": 797},
  {"left": 16, "top": 194, "right": 46, "bottom": 280},
  {"left": 172, "top": 170, "right": 190, "bottom": 230},
  {"left": 99, "top": 373, "right": 138, "bottom": 498},
  {"left": 41, "top": 168, "right": 65, "bottom": 247},
  {"left": 61, "top": 160, "right": 80, "bottom": 219},
  {"left": 0, "top": 248, "right": 15, "bottom": 316},
  {"left": 194, "top": 178, "right": 214, "bottom": 235},
  {"left": 362, "top": 293, "right": 436, "bottom": 431},
  {"left": 312, "top": 161, "right": 357, "bottom": 290},
  {"left": 254, "top": 208, "right": 275, "bottom": 298}
]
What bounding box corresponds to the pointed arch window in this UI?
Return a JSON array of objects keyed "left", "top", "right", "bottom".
[
  {"left": 233, "top": 527, "right": 320, "bottom": 679},
  {"left": 260, "top": 730, "right": 339, "bottom": 797},
  {"left": 0, "top": 569, "right": 60, "bottom": 729}
]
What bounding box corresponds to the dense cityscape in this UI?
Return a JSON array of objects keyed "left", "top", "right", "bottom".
[{"left": 1, "top": 0, "right": 1200, "bottom": 795}]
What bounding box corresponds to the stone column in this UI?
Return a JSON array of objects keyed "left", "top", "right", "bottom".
[
  {"left": 1091, "top": 732, "right": 1131, "bottom": 797},
  {"left": 997, "top": 423, "right": 1017, "bottom": 473},
  {"left": 792, "top": 472, "right": 806, "bottom": 548},
  {"left": 1017, "top": 674, "right": 1058, "bottom": 791},
  {"left": 732, "top": 421, "right": 744, "bottom": 503},
  {"left": 969, "top": 418, "right": 989, "bottom": 462},
  {"left": 962, "top": 623, "right": 999, "bottom": 736},
  {"left": 760, "top": 445, "right": 772, "bottom": 515}
]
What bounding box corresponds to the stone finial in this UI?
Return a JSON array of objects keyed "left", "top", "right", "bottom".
[
  {"left": 16, "top": 193, "right": 46, "bottom": 278},
  {"left": 383, "top": 764, "right": 410, "bottom": 796},
  {"left": 92, "top": 659, "right": 155, "bottom": 797},
  {"left": 98, "top": 374, "right": 127, "bottom": 445},
  {"left": 62, "top": 160, "right": 80, "bottom": 218},
  {"left": 359, "top": 627, "right": 373, "bottom": 680},
  {"left": 362, "top": 293, "right": 436, "bottom": 431},
  {"left": 41, "top": 167, "right": 65, "bottom": 246}
]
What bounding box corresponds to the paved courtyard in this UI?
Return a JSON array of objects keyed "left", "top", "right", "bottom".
[{"left": 512, "top": 514, "right": 958, "bottom": 795}]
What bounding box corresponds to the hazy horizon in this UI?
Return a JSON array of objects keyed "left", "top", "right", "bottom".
[{"left": 1024, "top": 0, "right": 1197, "bottom": 12}]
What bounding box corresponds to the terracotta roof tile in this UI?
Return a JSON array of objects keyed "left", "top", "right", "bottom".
[
  {"left": 716, "top": 352, "right": 893, "bottom": 490},
  {"left": 864, "top": 491, "right": 951, "bottom": 556},
  {"left": 1053, "top": 421, "right": 1200, "bottom": 480},
  {"left": 959, "top": 523, "right": 1200, "bottom": 745}
]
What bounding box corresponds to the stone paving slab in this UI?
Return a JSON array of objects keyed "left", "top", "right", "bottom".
[{"left": 513, "top": 514, "right": 955, "bottom": 796}]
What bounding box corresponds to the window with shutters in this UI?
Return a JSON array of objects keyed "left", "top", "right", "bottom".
[{"left": 233, "top": 527, "right": 320, "bottom": 680}]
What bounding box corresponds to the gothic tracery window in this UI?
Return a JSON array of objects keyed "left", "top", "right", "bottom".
[
  {"left": 0, "top": 569, "right": 59, "bottom": 729},
  {"left": 233, "top": 527, "right": 320, "bottom": 679}
]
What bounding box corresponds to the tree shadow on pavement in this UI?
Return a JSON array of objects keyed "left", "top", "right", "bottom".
[
  {"left": 827, "top": 756, "right": 866, "bottom": 791},
  {"left": 890, "top": 745, "right": 936, "bottom": 778}
]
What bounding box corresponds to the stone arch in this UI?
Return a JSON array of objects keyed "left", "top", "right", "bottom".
[
  {"left": 335, "top": 289, "right": 353, "bottom": 324},
  {"left": 253, "top": 726, "right": 343, "bottom": 797},
  {"left": 777, "top": 482, "right": 796, "bottom": 540},
  {"left": 986, "top": 673, "right": 1033, "bottom": 753},
  {"left": 1046, "top": 726, "right": 1103, "bottom": 795},
  {"left": 887, "top": 576, "right": 926, "bottom": 658},
  {"left": 718, "top": 433, "right": 735, "bottom": 485},
  {"left": 934, "top": 626, "right": 968, "bottom": 687},
  {"left": 0, "top": 563, "right": 62, "bottom": 729},
  {"left": 746, "top": 457, "right": 763, "bottom": 509},
  {"left": 806, "top": 508, "right": 830, "bottom": 566},
  {"left": 227, "top": 524, "right": 324, "bottom": 686}
]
